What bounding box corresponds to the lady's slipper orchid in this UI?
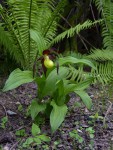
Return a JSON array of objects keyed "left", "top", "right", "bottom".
[
  {"left": 44, "top": 55, "right": 54, "bottom": 69},
  {"left": 33, "top": 48, "right": 59, "bottom": 77}
]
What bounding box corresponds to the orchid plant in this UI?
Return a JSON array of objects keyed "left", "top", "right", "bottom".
[{"left": 3, "top": 54, "right": 95, "bottom": 133}]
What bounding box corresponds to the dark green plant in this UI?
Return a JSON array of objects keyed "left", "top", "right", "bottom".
[
  {"left": 66, "top": 1, "right": 113, "bottom": 85},
  {"left": 69, "top": 129, "right": 83, "bottom": 144},
  {"left": 93, "top": 0, "right": 113, "bottom": 51},
  {"left": 89, "top": 112, "right": 103, "bottom": 125},
  {"left": 15, "top": 129, "right": 26, "bottom": 137},
  {"left": 17, "top": 124, "right": 50, "bottom": 149},
  {"left": 86, "top": 127, "right": 95, "bottom": 150},
  {"left": 0, "top": 0, "right": 101, "bottom": 70},
  {"left": 86, "top": 0, "right": 113, "bottom": 84},
  {"left": 0, "top": 116, "right": 8, "bottom": 129},
  {"left": 2, "top": 56, "right": 95, "bottom": 133}
]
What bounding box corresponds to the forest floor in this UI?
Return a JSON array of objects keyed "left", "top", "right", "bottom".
[{"left": 0, "top": 78, "right": 113, "bottom": 150}]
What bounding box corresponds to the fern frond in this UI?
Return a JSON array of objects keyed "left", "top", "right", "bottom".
[
  {"left": 67, "top": 60, "right": 113, "bottom": 85},
  {"left": 87, "top": 49, "right": 113, "bottom": 61},
  {"left": 93, "top": 0, "right": 103, "bottom": 13},
  {"left": 93, "top": 0, "right": 113, "bottom": 50},
  {"left": 0, "top": 25, "right": 24, "bottom": 66},
  {"left": 0, "top": 0, "right": 68, "bottom": 69},
  {"left": 67, "top": 65, "right": 87, "bottom": 82},
  {"left": 63, "top": 52, "right": 113, "bottom": 85},
  {"left": 50, "top": 19, "right": 102, "bottom": 45},
  {"left": 91, "top": 62, "right": 113, "bottom": 84}
]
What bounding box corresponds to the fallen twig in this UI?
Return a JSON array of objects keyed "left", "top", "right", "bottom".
[{"left": 0, "top": 102, "right": 7, "bottom": 117}]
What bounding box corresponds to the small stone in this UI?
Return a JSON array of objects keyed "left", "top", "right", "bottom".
[
  {"left": 82, "top": 124, "right": 89, "bottom": 128},
  {"left": 16, "top": 102, "right": 21, "bottom": 105},
  {"left": 7, "top": 110, "right": 17, "bottom": 115},
  {"left": 57, "top": 144, "right": 64, "bottom": 148},
  {"left": 77, "top": 129, "right": 83, "bottom": 133},
  {"left": 3, "top": 146, "right": 10, "bottom": 150}
]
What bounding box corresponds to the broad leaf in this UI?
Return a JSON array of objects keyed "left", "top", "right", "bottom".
[
  {"left": 38, "top": 135, "right": 51, "bottom": 142},
  {"left": 34, "top": 76, "right": 46, "bottom": 99},
  {"left": 32, "top": 123, "right": 41, "bottom": 136},
  {"left": 23, "top": 137, "right": 34, "bottom": 147},
  {"left": 30, "top": 99, "right": 46, "bottom": 120},
  {"left": 64, "top": 78, "right": 93, "bottom": 95},
  {"left": 55, "top": 80, "right": 65, "bottom": 106},
  {"left": 42, "top": 67, "right": 69, "bottom": 96},
  {"left": 3, "top": 68, "right": 34, "bottom": 92},
  {"left": 50, "top": 101, "right": 68, "bottom": 133},
  {"left": 59, "top": 56, "right": 96, "bottom": 69},
  {"left": 33, "top": 137, "right": 41, "bottom": 144},
  {"left": 75, "top": 90, "right": 92, "bottom": 110}
]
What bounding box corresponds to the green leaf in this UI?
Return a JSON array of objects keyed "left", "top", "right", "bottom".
[
  {"left": 64, "top": 78, "right": 93, "bottom": 95},
  {"left": 32, "top": 123, "right": 41, "bottom": 136},
  {"left": 75, "top": 91, "right": 92, "bottom": 110},
  {"left": 30, "top": 29, "right": 46, "bottom": 55},
  {"left": 33, "top": 137, "right": 41, "bottom": 144},
  {"left": 55, "top": 80, "right": 65, "bottom": 106},
  {"left": 3, "top": 68, "right": 34, "bottom": 92},
  {"left": 42, "top": 67, "right": 69, "bottom": 96},
  {"left": 59, "top": 56, "right": 96, "bottom": 69},
  {"left": 38, "top": 135, "right": 51, "bottom": 142},
  {"left": 35, "top": 76, "right": 46, "bottom": 99},
  {"left": 56, "top": 80, "right": 64, "bottom": 97},
  {"left": 23, "top": 137, "right": 34, "bottom": 147},
  {"left": 15, "top": 129, "right": 26, "bottom": 137},
  {"left": 30, "top": 99, "right": 46, "bottom": 120},
  {"left": 50, "top": 100, "right": 68, "bottom": 133}
]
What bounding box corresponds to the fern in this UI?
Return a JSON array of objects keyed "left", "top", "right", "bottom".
[
  {"left": 58, "top": 1, "right": 113, "bottom": 85},
  {"left": 87, "top": 49, "right": 113, "bottom": 61},
  {"left": 0, "top": 0, "right": 102, "bottom": 70},
  {"left": 93, "top": 0, "right": 113, "bottom": 50},
  {"left": 0, "top": 25, "right": 24, "bottom": 66},
  {"left": 50, "top": 19, "right": 102, "bottom": 45},
  {"left": 0, "top": 0, "right": 67, "bottom": 69},
  {"left": 91, "top": 62, "right": 113, "bottom": 84},
  {"left": 63, "top": 51, "right": 113, "bottom": 85}
]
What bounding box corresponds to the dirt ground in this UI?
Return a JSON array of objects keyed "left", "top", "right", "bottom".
[{"left": 0, "top": 78, "right": 113, "bottom": 150}]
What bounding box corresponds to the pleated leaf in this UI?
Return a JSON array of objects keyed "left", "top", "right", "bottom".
[
  {"left": 3, "top": 68, "right": 34, "bottom": 92},
  {"left": 50, "top": 100, "right": 68, "bottom": 133}
]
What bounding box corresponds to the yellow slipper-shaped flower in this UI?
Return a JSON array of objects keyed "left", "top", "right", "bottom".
[{"left": 44, "top": 55, "right": 54, "bottom": 69}]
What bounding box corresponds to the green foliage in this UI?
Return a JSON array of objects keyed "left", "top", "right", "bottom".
[
  {"left": 87, "top": 49, "right": 113, "bottom": 61},
  {"left": 59, "top": 56, "right": 96, "bottom": 69},
  {"left": 86, "top": 127, "right": 95, "bottom": 139},
  {"left": 89, "top": 112, "right": 103, "bottom": 123},
  {"left": 3, "top": 56, "right": 94, "bottom": 132},
  {"left": 51, "top": 19, "right": 102, "bottom": 45},
  {"left": 41, "top": 67, "right": 69, "bottom": 97},
  {"left": 50, "top": 100, "right": 68, "bottom": 133},
  {"left": 64, "top": 52, "right": 113, "bottom": 85},
  {"left": 30, "top": 100, "right": 46, "bottom": 120},
  {"left": 32, "top": 123, "right": 41, "bottom": 136},
  {"left": 3, "top": 69, "right": 34, "bottom": 92},
  {"left": 75, "top": 91, "right": 92, "bottom": 110},
  {"left": 82, "top": 1, "right": 113, "bottom": 85},
  {"left": 0, "top": 0, "right": 67, "bottom": 69},
  {"left": 15, "top": 129, "right": 26, "bottom": 137},
  {"left": 22, "top": 124, "right": 50, "bottom": 148},
  {"left": 18, "top": 104, "right": 23, "bottom": 112},
  {"left": 0, "top": 0, "right": 101, "bottom": 70},
  {"left": 0, "top": 116, "right": 8, "bottom": 129},
  {"left": 93, "top": 0, "right": 113, "bottom": 50},
  {"left": 69, "top": 129, "right": 83, "bottom": 144},
  {"left": 91, "top": 62, "right": 113, "bottom": 84}
]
